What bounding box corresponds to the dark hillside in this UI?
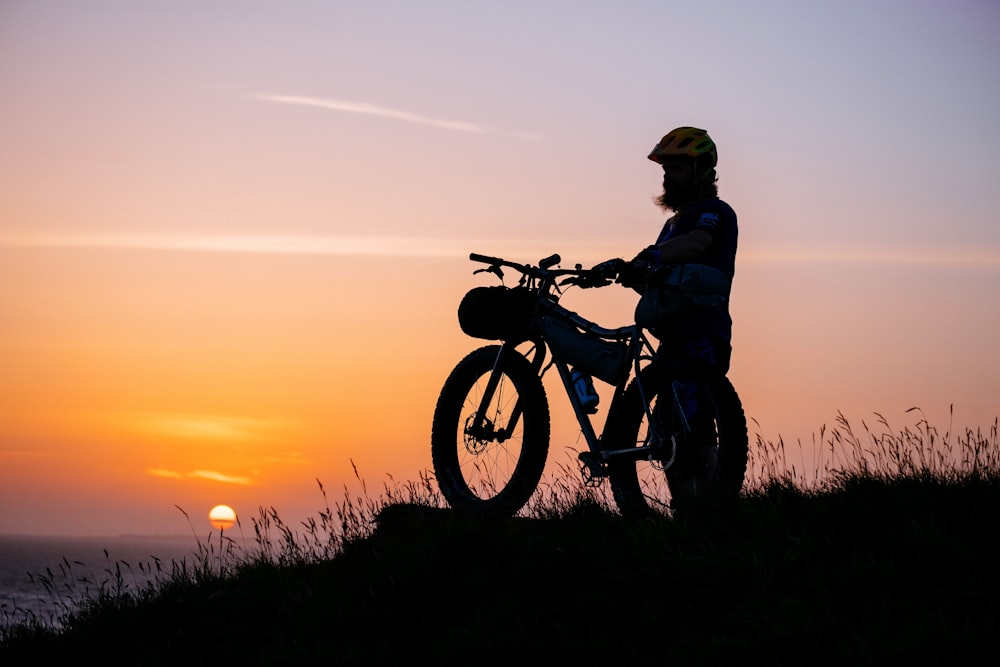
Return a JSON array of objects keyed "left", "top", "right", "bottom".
[{"left": 2, "top": 474, "right": 998, "bottom": 665}]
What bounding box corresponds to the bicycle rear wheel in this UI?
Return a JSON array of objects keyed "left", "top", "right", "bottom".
[
  {"left": 607, "top": 358, "right": 747, "bottom": 517},
  {"left": 431, "top": 345, "right": 550, "bottom": 516}
]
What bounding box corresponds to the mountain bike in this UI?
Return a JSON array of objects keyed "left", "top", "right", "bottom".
[{"left": 431, "top": 252, "right": 748, "bottom": 518}]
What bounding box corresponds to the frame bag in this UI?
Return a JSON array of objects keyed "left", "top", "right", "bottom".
[{"left": 538, "top": 316, "right": 628, "bottom": 385}]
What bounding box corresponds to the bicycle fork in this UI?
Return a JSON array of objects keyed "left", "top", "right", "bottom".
[{"left": 467, "top": 343, "right": 526, "bottom": 444}]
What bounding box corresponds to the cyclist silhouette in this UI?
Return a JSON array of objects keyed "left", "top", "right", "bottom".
[
  {"left": 434, "top": 132, "right": 745, "bottom": 514},
  {"left": 602, "top": 126, "right": 737, "bottom": 378},
  {"left": 588, "top": 127, "right": 738, "bottom": 489}
]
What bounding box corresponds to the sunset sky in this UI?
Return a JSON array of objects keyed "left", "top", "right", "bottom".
[{"left": 2, "top": 0, "right": 998, "bottom": 536}]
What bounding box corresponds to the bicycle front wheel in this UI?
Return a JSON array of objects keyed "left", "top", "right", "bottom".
[
  {"left": 431, "top": 345, "right": 550, "bottom": 516},
  {"left": 607, "top": 359, "right": 748, "bottom": 517}
]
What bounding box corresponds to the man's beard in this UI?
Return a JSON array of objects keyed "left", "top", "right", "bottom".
[{"left": 656, "top": 182, "right": 694, "bottom": 212}]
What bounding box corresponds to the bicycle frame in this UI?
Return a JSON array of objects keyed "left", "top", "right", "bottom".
[
  {"left": 436, "top": 252, "right": 749, "bottom": 517},
  {"left": 540, "top": 303, "right": 648, "bottom": 447},
  {"left": 462, "top": 251, "right": 694, "bottom": 480},
  {"left": 472, "top": 295, "right": 674, "bottom": 480}
]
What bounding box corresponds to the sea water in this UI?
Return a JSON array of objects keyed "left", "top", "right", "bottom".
[{"left": 0, "top": 534, "right": 210, "bottom": 630}]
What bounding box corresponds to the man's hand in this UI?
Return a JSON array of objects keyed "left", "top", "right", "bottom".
[
  {"left": 616, "top": 250, "right": 657, "bottom": 291},
  {"left": 563, "top": 258, "right": 618, "bottom": 289},
  {"left": 562, "top": 258, "right": 624, "bottom": 289},
  {"left": 616, "top": 260, "right": 647, "bottom": 290},
  {"left": 591, "top": 258, "right": 626, "bottom": 279}
]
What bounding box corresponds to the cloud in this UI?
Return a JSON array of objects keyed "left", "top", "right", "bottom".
[
  {"left": 112, "top": 411, "right": 302, "bottom": 444},
  {"left": 189, "top": 470, "right": 254, "bottom": 485},
  {"left": 741, "top": 247, "right": 1000, "bottom": 267},
  {"left": 0, "top": 232, "right": 559, "bottom": 259},
  {"left": 2, "top": 232, "right": 997, "bottom": 267},
  {"left": 252, "top": 92, "right": 539, "bottom": 139},
  {"left": 147, "top": 468, "right": 184, "bottom": 480},
  {"left": 147, "top": 468, "right": 254, "bottom": 485}
]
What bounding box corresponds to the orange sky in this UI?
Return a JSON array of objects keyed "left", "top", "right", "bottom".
[{"left": 1, "top": 1, "right": 998, "bottom": 535}]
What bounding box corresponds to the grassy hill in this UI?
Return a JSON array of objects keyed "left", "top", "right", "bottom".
[{"left": 2, "top": 415, "right": 998, "bottom": 665}]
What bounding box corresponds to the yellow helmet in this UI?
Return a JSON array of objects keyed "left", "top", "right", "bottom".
[{"left": 647, "top": 127, "right": 717, "bottom": 167}]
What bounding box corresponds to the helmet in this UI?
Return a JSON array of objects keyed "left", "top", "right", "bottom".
[{"left": 647, "top": 127, "right": 717, "bottom": 168}]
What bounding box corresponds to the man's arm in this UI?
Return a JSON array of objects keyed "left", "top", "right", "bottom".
[
  {"left": 617, "top": 228, "right": 716, "bottom": 291},
  {"left": 654, "top": 228, "right": 713, "bottom": 263}
]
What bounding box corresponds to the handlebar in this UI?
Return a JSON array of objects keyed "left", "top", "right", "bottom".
[
  {"left": 469, "top": 251, "right": 616, "bottom": 289},
  {"left": 468, "top": 252, "right": 503, "bottom": 265},
  {"left": 469, "top": 252, "right": 634, "bottom": 338},
  {"left": 469, "top": 252, "right": 561, "bottom": 272}
]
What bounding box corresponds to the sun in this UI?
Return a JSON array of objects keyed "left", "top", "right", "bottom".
[{"left": 208, "top": 504, "right": 237, "bottom": 531}]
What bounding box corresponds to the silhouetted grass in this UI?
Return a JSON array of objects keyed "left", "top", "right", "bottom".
[{"left": 2, "top": 411, "right": 998, "bottom": 665}]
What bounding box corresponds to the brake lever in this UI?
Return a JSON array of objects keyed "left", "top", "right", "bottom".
[
  {"left": 473, "top": 265, "right": 505, "bottom": 280},
  {"left": 560, "top": 264, "right": 584, "bottom": 288}
]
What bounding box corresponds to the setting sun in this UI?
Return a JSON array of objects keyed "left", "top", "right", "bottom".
[{"left": 208, "top": 505, "right": 237, "bottom": 531}]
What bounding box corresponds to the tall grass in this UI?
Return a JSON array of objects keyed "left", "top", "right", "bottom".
[
  {"left": 2, "top": 408, "right": 997, "bottom": 643},
  {"left": 747, "top": 406, "right": 999, "bottom": 491}
]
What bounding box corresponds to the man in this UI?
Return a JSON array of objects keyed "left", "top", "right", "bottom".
[
  {"left": 609, "top": 127, "right": 740, "bottom": 497},
  {"left": 617, "top": 126, "right": 738, "bottom": 376}
]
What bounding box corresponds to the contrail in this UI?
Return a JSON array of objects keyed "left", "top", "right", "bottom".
[{"left": 251, "top": 93, "right": 539, "bottom": 139}]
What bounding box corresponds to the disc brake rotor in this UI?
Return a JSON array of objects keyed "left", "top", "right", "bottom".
[{"left": 463, "top": 413, "right": 494, "bottom": 455}]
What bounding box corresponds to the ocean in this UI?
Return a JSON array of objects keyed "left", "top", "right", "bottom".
[{"left": 0, "top": 534, "right": 213, "bottom": 630}]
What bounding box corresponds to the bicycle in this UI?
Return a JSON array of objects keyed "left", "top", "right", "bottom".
[{"left": 430, "top": 252, "right": 748, "bottom": 518}]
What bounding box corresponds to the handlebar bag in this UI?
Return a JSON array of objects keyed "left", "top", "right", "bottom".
[
  {"left": 458, "top": 286, "right": 536, "bottom": 342},
  {"left": 634, "top": 263, "right": 731, "bottom": 330}
]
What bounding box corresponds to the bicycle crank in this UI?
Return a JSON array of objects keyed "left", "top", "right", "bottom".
[{"left": 577, "top": 451, "right": 608, "bottom": 487}]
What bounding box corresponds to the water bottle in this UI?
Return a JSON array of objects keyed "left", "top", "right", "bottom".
[{"left": 571, "top": 369, "right": 600, "bottom": 413}]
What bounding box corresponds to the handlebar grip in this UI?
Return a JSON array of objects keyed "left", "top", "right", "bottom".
[
  {"left": 539, "top": 254, "right": 561, "bottom": 269},
  {"left": 470, "top": 252, "right": 501, "bottom": 264}
]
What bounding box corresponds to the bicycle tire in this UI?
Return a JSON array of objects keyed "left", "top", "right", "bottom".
[
  {"left": 606, "top": 358, "right": 748, "bottom": 517},
  {"left": 431, "top": 345, "right": 550, "bottom": 516}
]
